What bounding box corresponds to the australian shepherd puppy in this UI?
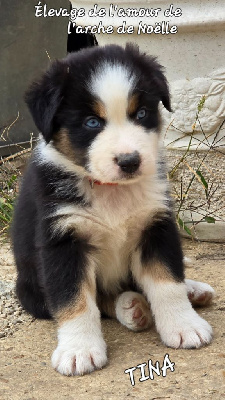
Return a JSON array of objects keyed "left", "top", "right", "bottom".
[{"left": 12, "top": 44, "right": 214, "bottom": 376}]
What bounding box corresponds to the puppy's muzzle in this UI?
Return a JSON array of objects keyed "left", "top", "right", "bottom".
[{"left": 114, "top": 151, "right": 141, "bottom": 174}]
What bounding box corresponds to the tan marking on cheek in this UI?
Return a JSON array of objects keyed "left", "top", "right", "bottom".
[
  {"left": 93, "top": 101, "right": 107, "bottom": 120},
  {"left": 127, "top": 93, "right": 138, "bottom": 116},
  {"left": 53, "top": 129, "right": 73, "bottom": 159},
  {"left": 53, "top": 128, "right": 85, "bottom": 166}
]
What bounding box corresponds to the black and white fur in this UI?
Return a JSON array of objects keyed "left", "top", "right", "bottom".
[{"left": 13, "top": 44, "right": 214, "bottom": 376}]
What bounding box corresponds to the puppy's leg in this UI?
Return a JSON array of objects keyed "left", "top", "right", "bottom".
[
  {"left": 52, "top": 288, "right": 107, "bottom": 376},
  {"left": 132, "top": 212, "right": 213, "bottom": 349},
  {"left": 185, "top": 279, "right": 215, "bottom": 306},
  {"left": 40, "top": 228, "right": 107, "bottom": 376},
  {"left": 98, "top": 292, "right": 153, "bottom": 331}
]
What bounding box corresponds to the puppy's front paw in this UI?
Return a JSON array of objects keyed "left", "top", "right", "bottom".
[
  {"left": 52, "top": 337, "right": 107, "bottom": 376},
  {"left": 158, "top": 310, "right": 213, "bottom": 349}
]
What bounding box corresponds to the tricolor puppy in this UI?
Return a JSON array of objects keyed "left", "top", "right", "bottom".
[{"left": 13, "top": 44, "right": 214, "bottom": 376}]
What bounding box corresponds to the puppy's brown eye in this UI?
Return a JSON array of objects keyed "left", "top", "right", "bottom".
[
  {"left": 136, "top": 108, "right": 147, "bottom": 120},
  {"left": 85, "top": 117, "right": 101, "bottom": 128}
]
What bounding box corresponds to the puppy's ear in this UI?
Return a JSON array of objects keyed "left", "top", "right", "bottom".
[
  {"left": 153, "top": 68, "right": 172, "bottom": 112},
  {"left": 25, "top": 60, "right": 68, "bottom": 143}
]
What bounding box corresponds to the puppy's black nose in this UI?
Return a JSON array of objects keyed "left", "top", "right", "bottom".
[{"left": 115, "top": 151, "right": 141, "bottom": 174}]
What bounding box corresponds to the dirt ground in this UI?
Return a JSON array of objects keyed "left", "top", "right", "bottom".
[{"left": 0, "top": 238, "right": 225, "bottom": 400}]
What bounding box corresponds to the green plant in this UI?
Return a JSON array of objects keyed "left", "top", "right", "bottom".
[
  {"left": 0, "top": 172, "right": 17, "bottom": 234},
  {"left": 167, "top": 96, "right": 224, "bottom": 237},
  {"left": 0, "top": 193, "right": 15, "bottom": 227},
  {"left": 0, "top": 113, "right": 33, "bottom": 236}
]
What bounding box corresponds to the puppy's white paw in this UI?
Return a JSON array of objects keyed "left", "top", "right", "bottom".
[
  {"left": 143, "top": 281, "right": 213, "bottom": 349},
  {"left": 52, "top": 336, "right": 107, "bottom": 376},
  {"left": 115, "top": 291, "right": 153, "bottom": 332},
  {"left": 158, "top": 309, "right": 213, "bottom": 349},
  {"left": 185, "top": 279, "right": 215, "bottom": 306}
]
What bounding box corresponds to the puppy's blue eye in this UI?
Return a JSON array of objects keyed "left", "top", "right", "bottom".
[
  {"left": 85, "top": 117, "right": 100, "bottom": 128},
  {"left": 136, "top": 108, "right": 146, "bottom": 120}
]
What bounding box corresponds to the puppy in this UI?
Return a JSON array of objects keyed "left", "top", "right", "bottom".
[{"left": 12, "top": 44, "right": 214, "bottom": 376}]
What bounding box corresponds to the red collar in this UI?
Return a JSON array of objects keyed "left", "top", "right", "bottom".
[{"left": 88, "top": 178, "right": 118, "bottom": 188}]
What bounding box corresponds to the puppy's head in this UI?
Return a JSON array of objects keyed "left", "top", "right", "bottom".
[{"left": 26, "top": 44, "right": 171, "bottom": 183}]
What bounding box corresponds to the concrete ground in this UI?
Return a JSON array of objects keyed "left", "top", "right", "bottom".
[{"left": 0, "top": 239, "right": 225, "bottom": 400}]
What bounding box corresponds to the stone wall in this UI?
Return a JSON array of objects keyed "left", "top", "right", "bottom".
[{"left": 0, "top": 0, "right": 68, "bottom": 156}]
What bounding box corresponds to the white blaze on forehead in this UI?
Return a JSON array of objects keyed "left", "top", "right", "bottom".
[{"left": 90, "top": 62, "right": 136, "bottom": 123}]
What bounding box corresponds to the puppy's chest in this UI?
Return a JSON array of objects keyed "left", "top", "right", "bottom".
[
  {"left": 89, "top": 185, "right": 153, "bottom": 240},
  {"left": 54, "top": 182, "right": 165, "bottom": 291},
  {"left": 85, "top": 189, "right": 149, "bottom": 292},
  {"left": 56, "top": 181, "right": 165, "bottom": 250}
]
